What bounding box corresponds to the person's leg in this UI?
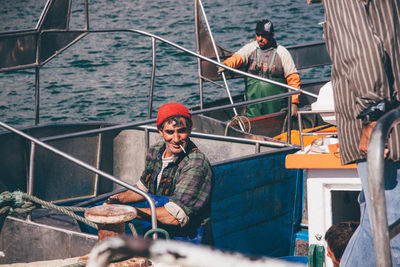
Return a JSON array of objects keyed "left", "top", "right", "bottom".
[
  {"left": 383, "top": 160, "right": 400, "bottom": 265},
  {"left": 340, "top": 161, "right": 400, "bottom": 266},
  {"left": 340, "top": 161, "right": 373, "bottom": 267}
]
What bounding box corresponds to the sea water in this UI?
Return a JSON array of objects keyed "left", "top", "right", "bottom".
[{"left": 0, "top": 0, "right": 327, "bottom": 128}]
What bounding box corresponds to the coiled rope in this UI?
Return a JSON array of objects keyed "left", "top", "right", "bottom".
[
  {"left": 0, "top": 191, "right": 142, "bottom": 236},
  {"left": 0, "top": 191, "right": 98, "bottom": 229},
  {"left": 1, "top": 191, "right": 168, "bottom": 267},
  {"left": 225, "top": 115, "right": 251, "bottom": 136}
]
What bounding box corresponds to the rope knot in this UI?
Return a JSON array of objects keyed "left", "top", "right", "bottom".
[
  {"left": 12, "top": 191, "right": 25, "bottom": 207},
  {"left": 0, "top": 191, "right": 36, "bottom": 215}
]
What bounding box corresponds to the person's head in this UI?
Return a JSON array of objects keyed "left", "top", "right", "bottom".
[
  {"left": 157, "top": 102, "right": 192, "bottom": 157},
  {"left": 324, "top": 221, "right": 359, "bottom": 267},
  {"left": 255, "top": 19, "right": 274, "bottom": 49}
]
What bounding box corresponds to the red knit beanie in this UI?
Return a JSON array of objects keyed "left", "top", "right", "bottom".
[{"left": 156, "top": 102, "right": 191, "bottom": 127}]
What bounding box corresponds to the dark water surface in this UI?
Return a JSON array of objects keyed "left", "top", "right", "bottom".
[{"left": 0, "top": 0, "right": 326, "bottom": 127}]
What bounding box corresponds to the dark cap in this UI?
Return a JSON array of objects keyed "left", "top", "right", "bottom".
[{"left": 255, "top": 19, "right": 274, "bottom": 35}]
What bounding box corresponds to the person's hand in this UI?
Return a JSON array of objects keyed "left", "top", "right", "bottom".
[
  {"left": 291, "top": 103, "right": 298, "bottom": 117},
  {"left": 217, "top": 66, "right": 225, "bottom": 74},
  {"left": 104, "top": 195, "right": 121, "bottom": 205},
  {"left": 358, "top": 122, "right": 376, "bottom": 154},
  {"left": 358, "top": 121, "right": 389, "bottom": 157}
]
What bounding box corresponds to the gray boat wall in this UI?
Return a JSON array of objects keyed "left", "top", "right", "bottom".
[
  {"left": 0, "top": 121, "right": 279, "bottom": 202},
  {"left": 114, "top": 127, "right": 277, "bottom": 188}
]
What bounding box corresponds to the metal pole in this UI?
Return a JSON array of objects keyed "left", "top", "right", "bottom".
[
  {"left": 287, "top": 97, "right": 292, "bottom": 144},
  {"left": 93, "top": 133, "right": 102, "bottom": 195},
  {"left": 0, "top": 121, "right": 159, "bottom": 236},
  {"left": 27, "top": 142, "right": 36, "bottom": 222},
  {"left": 297, "top": 112, "right": 304, "bottom": 150},
  {"left": 146, "top": 37, "right": 157, "bottom": 151},
  {"left": 84, "top": 0, "right": 89, "bottom": 30},
  {"left": 194, "top": 0, "right": 204, "bottom": 109},
  {"left": 197, "top": 0, "right": 244, "bottom": 131},
  {"left": 367, "top": 107, "right": 400, "bottom": 267},
  {"left": 34, "top": 67, "right": 40, "bottom": 125},
  {"left": 148, "top": 37, "right": 156, "bottom": 119}
]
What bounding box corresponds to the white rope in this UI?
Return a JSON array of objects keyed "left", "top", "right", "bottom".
[{"left": 225, "top": 115, "right": 251, "bottom": 136}]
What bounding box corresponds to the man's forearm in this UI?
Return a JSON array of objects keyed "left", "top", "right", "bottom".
[
  {"left": 136, "top": 206, "right": 180, "bottom": 226},
  {"left": 358, "top": 122, "right": 376, "bottom": 155},
  {"left": 223, "top": 53, "right": 243, "bottom": 69},
  {"left": 107, "top": 190, "right": 145, "bottom": 204},
  {"left": 286, "top": 73, "right": 301, "bottom": 104}
]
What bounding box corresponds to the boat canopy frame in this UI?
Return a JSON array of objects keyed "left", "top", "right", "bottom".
[{"left": 0, "top": 0, "right": 320, "bottom": 137}]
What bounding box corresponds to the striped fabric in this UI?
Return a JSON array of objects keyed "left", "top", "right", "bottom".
[{"left": 322, "top": 0, "right": 400, "bottom": 165}]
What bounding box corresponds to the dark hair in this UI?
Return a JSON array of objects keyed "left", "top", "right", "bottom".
[
  {"left": 255, "top": 19, "right": 274, "bottom": 36},
  {"left": 325, "top": 221, "right": 359, "bottom": 261},
  {"left": 157, "top": 115, "right": 192, "bottom": 131}
]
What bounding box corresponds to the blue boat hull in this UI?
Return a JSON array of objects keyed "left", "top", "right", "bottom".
[{"left": 211, "top": 148, "right": 303, "bottom": 257}]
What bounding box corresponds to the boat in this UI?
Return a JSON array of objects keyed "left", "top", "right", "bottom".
[{"left": 0, "top": 0, "right": 349, "bottom": 266}]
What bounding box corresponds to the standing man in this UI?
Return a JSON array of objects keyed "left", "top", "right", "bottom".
[
  {"left": 106, "top": 102, "right": 214, "bottom": 241},
  {"left": 321, "top": 0, "right": 400, "bottom": 266},
  {"left": 221, "top": 19, "right": 301, "bottom": 118}
]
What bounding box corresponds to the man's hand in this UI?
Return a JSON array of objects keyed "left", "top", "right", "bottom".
[
  {"left": 103, "top": 190, "right": 145, "bottom": 205},
  {"left": 359, "top": 121, "right": 389, "bottom": 157},
  {"left": 358, "top": 122, "right": 376, "bottom": 154},
  {"left": 104, "top": 195, "right": 121, "bottom": 205},
  {"left": 217, "top": 66, "right": 225, "bottom": 74},
  {"left": 291, "top": 103, "right": 298, "bottom": 117}
]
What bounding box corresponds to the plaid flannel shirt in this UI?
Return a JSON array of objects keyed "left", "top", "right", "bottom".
[{"left": 140, "top": 140, "right": 213, "bottom": 222}]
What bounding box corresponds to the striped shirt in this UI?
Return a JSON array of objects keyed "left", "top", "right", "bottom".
[{"left": 323, "top": 0, "right": 400, "bottom": 165}]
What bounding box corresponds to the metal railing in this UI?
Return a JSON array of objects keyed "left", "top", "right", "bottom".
[
  {"left": 297, "top": 110, "right": 337, "bottom": 150},
  {"left": 38, "top": 94, "right": 300, "bottom": 143},
  {"left": 0, "top": 120, "right": 159, "bottom": 238},
  {"left": 367, "top": 107, "right": 400, "bottom": 267}
]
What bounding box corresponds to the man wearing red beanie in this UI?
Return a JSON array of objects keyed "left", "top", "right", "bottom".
[{"left": 106, "top": 102, "right": 214, "bottom": 242}]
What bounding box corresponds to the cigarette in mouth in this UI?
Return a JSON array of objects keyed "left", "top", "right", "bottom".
[{"left": 179, "top": 144, "right": 186, "bottom": 154}]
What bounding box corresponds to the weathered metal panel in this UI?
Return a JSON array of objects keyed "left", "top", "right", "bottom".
[
  {"left": 39, "top": 31, "right": 86, "bottom": 64},
  {"left": 0, "top": 216, "right": 97, "bottom": 264},
  {"left": 39, "top": 0, "right": 71, "bottom": 30},
  {"left": 287, "top": 42, "right": 331, "bottom": 70},
  {"left": 112, "top": 128, "right": 262, "bottom": 188},
  {"left": 33, "top": 135, "right": 100, "bottom": 201},
  {"left": 0, "top": 0, "right": 87, "bottom": 72},
  {"left": 0, "top": 32, "right": 37, "bottom": 70},
  {"left": 0, "top": 133, "right": 27, "bottom": 193},
  {"left": 0, "top": 123, "right": 115, "bottom": 202},
  {"left": 211, "top": 149, "right": 303, "bottom": 257}
]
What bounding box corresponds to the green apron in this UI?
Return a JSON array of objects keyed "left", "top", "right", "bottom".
[{"left": 245, "top": 48, "right": 287, "bottom": 118}]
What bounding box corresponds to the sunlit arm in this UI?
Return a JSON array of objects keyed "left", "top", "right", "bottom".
[
  {"left": 106, "top": 190, "right": 145, "bottom": 204},
  {"left": 136, "top": 206, "right": 180, "bottom": 226},
  {"left": 286, "top": 72, "right": 301, "bottom": 104}
]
